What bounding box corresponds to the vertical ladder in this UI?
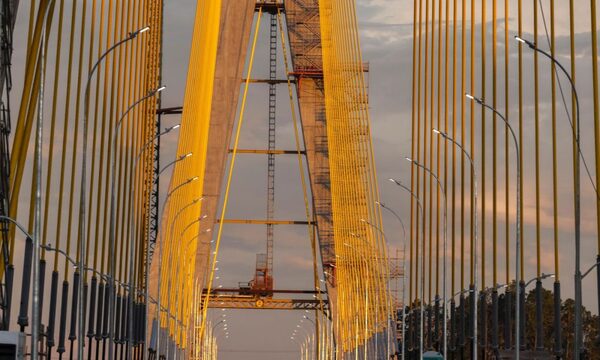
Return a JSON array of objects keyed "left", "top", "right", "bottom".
[{"left": 265, "top": 11, "right": 277, "bottom": 290}]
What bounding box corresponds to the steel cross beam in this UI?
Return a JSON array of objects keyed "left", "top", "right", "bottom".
[
  {"left": 216, "top": 219, "right": 314, "bottom": 225},
  {"left": 255, "top": 1, "right": 285, "bottom": 14},
  {"left": 203, "top": 295, "right": 329, "bottom": 311}
]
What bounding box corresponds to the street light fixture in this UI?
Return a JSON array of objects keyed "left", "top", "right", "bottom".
[
  {"left": 515, "top": 35, "right": 584, "bottom": 359},
  {"left": 432, "top": 128, "right": 479, "bottom": 360},
  {"left": 388, "top": 178, "right": 425, "bottom": 359},
  {"left": 123, "top": 123, "right": 182, "bottom": 357},
  {"left": 156, "top": 180, "right": 201, "bottom": 357},
  {"left": 78, "top": 27, "right": 152, "bottom": 360},
  {"left": 466, "top": 93, "right": 521, "bottom": 358},
  {"left": 405, "top": 157, "right": 448, "bottom": 357},
  {"left": 165, "top": 216, "right": 210, "bottom": 355},
  {"left": 107, "top": 85, "right": 166, "bottom": 360},
  {"left": 525, "top": 273, "right": 556, "bottom": 289},
  {"left": 376, "top": 201, "right": 408, "bottom": 360}
]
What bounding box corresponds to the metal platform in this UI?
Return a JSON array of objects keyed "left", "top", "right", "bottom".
[{"left": 202, "top": 295, "right": 329, "bottom": 311}]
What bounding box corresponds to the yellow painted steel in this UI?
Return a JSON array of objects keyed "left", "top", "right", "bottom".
[
  {"left": 318, "top": 0, "right": 390, "bottom": 352},
  {"left": 504, "top": 0, "right": 510, "bottom": 287},
  {"left": 451, "top": 0, "right": 457, "bottom": 298},
  {"left": 155, "top": 0, "right": 222, "bottom": 347},
  {"left": 534, "top": 0, "right": 541, "bottom": 279},
  {"left": 551, "top": 0, "right": 559, "bottom": 285},
  {"left": 481, "top": 0, "right": 486, "bottom": 291},
  {"left": 567, "top": 0, "right": 575, "bottom": 283},
  {"left": 591, "top": 0, "right": 600, "bottom": 253}
]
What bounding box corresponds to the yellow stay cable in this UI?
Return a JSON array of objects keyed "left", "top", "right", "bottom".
[
  {"left": 326, "top": 0, "right": 388, "bottom": 344},
  {"left": 80, "top": 0, "right": 100, "bottom": 269},
  {"left": 348, "top": 0, "right": 390, "bottom": 325},
  {"left": 341, "top": 2, "right": 369, "bottom": 328},
  {"left": 504, "top": 0, "right": 510, "bottom": 288},
  {"left": 435, "top": 0, "right": 442, "bottom": 301},
  {"left": 451, "top": 0, "right": 457, "bottom": 298},
  {"left": 428, "top": 0, "right": 434, "bottom": 306},
  {"left": 415, "top": 0, "right": 423, "bottom": 308},
  {"left": 460, "top": 0, "right": 466, "bottom": 294},
  {"left": 118, "top": 0, "right": 138, "bottom": 288},
  {"left": 481, "top": 0, "right": 487, "bottom": 291},
  {"left": 422, "top": 0, "right": 430, "bottom": 306},
  {"left": 469, "top": 0, "right": 475, "bottom": 287},
  {"left": 346, "top": 0, "right": 388, "bottom": 330},
  {"left": 551, "top": 0, "right": 559, "bottom": 283},
  {"left": 116, "top": 0, "right": 133, "bottom": 288},
  {"left": 199, "top": 7, "right": 263, "bottom": 340},
  {"left": 518, "top": 0, "right": 524, "bottom": 280},
  {"left": 492, "top": 0, "right": 496, "bottom": 289},
  {"left": 52, "top": 0, "right": 78, "bottom": 272},
  {"left": 410, "top": 0, "right": 418, "bottom": 307},
  {"left": 84, "top": 0, "right": 102, "bottom": 268},
  {"left": 534, "top": 0, "right": 541, "bottom": 278},
  {"left": 340, "top": 1, "right": 373, "bottom": 341},
  {"left": 129, "top": 0, "right": 145, "bottom": 295},
  {"left": 9, "top": 0, "right": 52, "bottom": 260},
  {"left": 41, "top": 0, "right": 66, "bottom": 262},
  {"left": 96, "top": 0, "right": 118, "bottom": 276},
  {"left": 590, "top": 0, "right": 600, "bottom": 253},
  {"left": 27, "top": 1, "right": 35, "bottom": 51},
  {"left": 566, "top": 0, "right": 576, "bottom": 285},
  {"left": 493, "top": 0, "right": 498, "bottom": 288},
  {"left": 66, "top": 0, "right": 88, "bottom": 270},
  {"left": 91, "top": 0, "right": 110, "bottom": 272}
]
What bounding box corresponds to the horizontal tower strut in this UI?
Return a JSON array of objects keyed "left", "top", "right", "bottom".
[
  {"left": 229, "top": 149, "right": 306, "bottom": 155},
  {"left": 205, "top": 288, "right": 326, "bottom": 295},
  {"left": 255, "top": 1, "right": 285, "bottom": 14},
  {"left": 216, "top": 219, "right": 314, "bottom": 225},
  {"left": 156, "top": 106, "right": 183, "bottom": 115},
  {"left": 202, "top": 295, "right": 328, "bottom": 311},
  {"left": 242, "top": 78, "right": 296, "bottom": 84}
]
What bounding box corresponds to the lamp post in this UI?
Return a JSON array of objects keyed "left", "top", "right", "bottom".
[
  {"left": 108, "top": 85, "right": 164, "bottom": 355},
  {"left": 136, "top": 135, "right": 186, "bottom": 359},
  {"left": 290, "top": 336, "right": 304, "bottom": 360},
  {"left": 388, "top": 179, "right": 425, "bottom": 359},
  {"left": 303, "top": 316, "right": 318, "bottom": 360},
  {"left": 79, "top": 26, "right": 150, "bottom": 360},
  {"left": 466, "top": 93, "right": 521, "bottom": 359},
  {"left": 109, "top": 85, "right": 166, "bottom": 358},
  {"left": 155, "top": 177, "right": 199, "bottom": 358},
  {"left": 448, "top": 288, "right": 474, "bottom": 304},
  {"left": 154, "top": 194, "right": 201, "bottom": 359},
  {"left": 294, "top": 324, "right": 313, "bottom": 360},
  {"left": 404, "top": 157, "right": 448, "bottom": 357},
  {"left": 0, "top": 215, "right": 33, "bottom": 350},
  {"left": 524, "top": 273, "right": 555, "bottom": 289},
  {"left": 432, "top": 128, "right": 479, "bottom": 360},
  {"left": 167, "top": 218, "right": 210, "bottom": 355},
  {"left": 125, "top": 123, "right": 183, "bottom": 357},
  {"left": 376, "top": 201, "right": 408, "bottom": 360},
  {"left": 515, "top": 35, "right": 583, "bottom": 359}
]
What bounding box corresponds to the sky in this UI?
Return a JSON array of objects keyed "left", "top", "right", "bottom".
[{"left": 6, "top": 0, "right": 600, "bottom": 359}]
